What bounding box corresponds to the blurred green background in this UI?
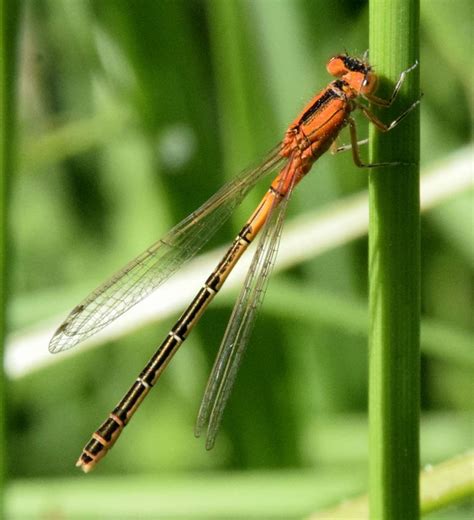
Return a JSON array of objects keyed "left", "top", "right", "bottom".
[{"left": 5, "top": 0, "right": 473, "bottom": 518}]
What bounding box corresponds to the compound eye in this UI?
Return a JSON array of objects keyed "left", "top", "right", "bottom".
[
  {"left": 326, "top": 56, "right": 348, "bottom": 77},
  {"left": 361, "top": 72, "right": 378, "bottom": 95}
]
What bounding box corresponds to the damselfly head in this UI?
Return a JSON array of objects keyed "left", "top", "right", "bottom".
[
  {"left": 327, "top": 54, "right": 377, "bottom": 97},
  {"left": 327, "top": 54, "right": 368, "bottom": 76}
]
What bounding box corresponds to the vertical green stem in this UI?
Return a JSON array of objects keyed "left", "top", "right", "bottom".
[
  {"left": 368, "top": 1, "right": 420, "bottom": 519},
  {"left": 1, "top": 0, "right": 20, "bottom": 509}
]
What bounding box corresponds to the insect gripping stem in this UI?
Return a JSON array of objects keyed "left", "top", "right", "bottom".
[{"left": 50, "top": 54, "right": 420, "bottom": 472}]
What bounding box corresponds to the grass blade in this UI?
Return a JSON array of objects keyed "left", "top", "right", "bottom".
[{"left": 1, "top": 0, "right": 21, "bottom": 510}]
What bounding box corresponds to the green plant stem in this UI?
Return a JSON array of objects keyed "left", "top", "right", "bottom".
[
  {"left": 220, "top": 280, "right": 474, "bottom": 369},
  {"left": 368, "top": 1, "right": 421, "bottom": 519},
  {"left": 308, "top": 451, "right": 474, "bottom": 519}
]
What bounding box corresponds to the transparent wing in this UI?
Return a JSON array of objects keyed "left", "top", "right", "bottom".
[
  {"left": 49, "top": 146, "right": 285, "bottom": 353},
  {"left": 195, "top": 162, "right": 296, "bottom": 449}
]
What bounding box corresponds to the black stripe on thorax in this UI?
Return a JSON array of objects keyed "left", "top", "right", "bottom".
[
  {"left": 298, "top": 88, "right": 337, "bottom": 125},
  {"left": 298, "top": 81, "right": 348, "bottom": 126}
]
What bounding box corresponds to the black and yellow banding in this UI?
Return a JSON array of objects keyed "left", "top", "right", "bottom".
[{"left": 76, "top": 185, "right": 284, "bottom": 472}]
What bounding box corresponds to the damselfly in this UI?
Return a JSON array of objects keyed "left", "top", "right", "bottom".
[{"left": 50, "top": 54, "right": 419, "bottom": 472}]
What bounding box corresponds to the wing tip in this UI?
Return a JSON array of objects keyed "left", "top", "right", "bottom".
[
  {"left": 48, "top": 324, "right": 81, "bottom": 354},
  {"left": 48, "top": 334, "right": 68, "bottom": 354}
]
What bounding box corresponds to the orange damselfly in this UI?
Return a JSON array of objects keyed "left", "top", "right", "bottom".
[{"left": 50, "top": 54, "right": 419, "bottom": 472}]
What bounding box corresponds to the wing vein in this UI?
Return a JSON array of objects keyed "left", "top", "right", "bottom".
[
  {"left": 49, "top": 146, "right": 284, "bottom": 353},
  {"left": 195, "top": 160, "right": 297, "bottom": 448}
]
